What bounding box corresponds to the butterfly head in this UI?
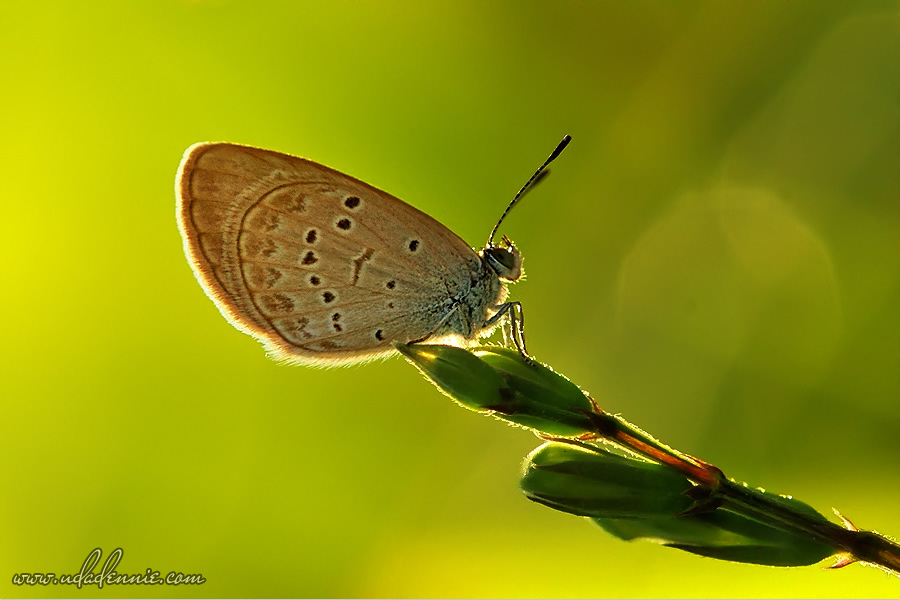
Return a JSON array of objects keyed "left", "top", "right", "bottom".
[{"left": 483, "top": 235, "right": 522, "bottom": 281}]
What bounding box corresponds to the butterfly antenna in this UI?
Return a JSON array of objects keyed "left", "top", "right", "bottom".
[{"left": 488, "top": 134, "right": 571, "bottom": 246}]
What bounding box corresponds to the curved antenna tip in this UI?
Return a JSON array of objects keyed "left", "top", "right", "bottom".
[{"left": 487, "top": 135, "right": 572, "bottom": 246}]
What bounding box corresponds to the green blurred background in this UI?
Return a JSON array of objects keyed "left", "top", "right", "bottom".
[{"left": 2, "top": 1, "right": 897, "bottom": 597}]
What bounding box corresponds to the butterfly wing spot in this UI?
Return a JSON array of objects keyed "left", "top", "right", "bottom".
[
  {"left": 407, "top": 239, "right": 420, "bottom": 252},
  {"left": 305, "top": 229, "right": 318, "bottom": 244},
  {"left": 247, "top": 265, "right": 283, "bottom": 289},
  {"left": 322, "top": 291, "right": 336, "bottom": 304},
  {"left": 265, "top": 267, "right": 283, "bottom": 288},
  {"left": 375, "top": 329, "right": 385, "bottom": 341},
  {"left": 266, "top": 185, "right": 308, "bottom": 214},
  {"left": 308, "top": 274, "right": 322, "bottom": 286},
  {"left": 246, "top": 210, "right": 281, "bottom": 233},
  {"left": 332, "top": 312, "right": 341, "bottom": 321},
  {"left": 333, "top": 323, "right": 343, "bottom": 332},
  {"left": 386, "top": 280, "right": 396, "bottom": 290},
  {"left": 301, "top": 250, "right": 318, "bottom": 266},
  {"left": 387, "top": 302, "right": 394, "bottom": 309},
  {"left": 260, "top": 293, "right": 295, "bottom": 315},
  {"left": 291, "top": 317, "right": 314, "bottom": 340},
  {"left": 335, "top": 217, "right": 353, "bottom": 231},
  {"left": 242, "top": 236, "right": 278, "bottom": 259},
  {"left": 343, "top": 196, "right": 361, "bottom": 209},
  {"left": 351, "top": 248, "right": 375, "bottom": 285}
]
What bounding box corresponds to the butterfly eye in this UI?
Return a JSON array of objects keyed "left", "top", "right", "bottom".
[{"left": 484, "top": 240, "right": 522, "bottom": 281}]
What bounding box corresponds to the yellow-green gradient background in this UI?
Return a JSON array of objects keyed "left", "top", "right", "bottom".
[{"left": 2, "top": 1, "right": 897, "bottom": 597}]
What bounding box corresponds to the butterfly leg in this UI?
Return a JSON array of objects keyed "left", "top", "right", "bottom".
[{"left": 487, "top": 301, "right": 531, "bottom": 360}]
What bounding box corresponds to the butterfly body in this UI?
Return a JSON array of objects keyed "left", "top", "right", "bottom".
[{"left": 176, "top": 142, "right": 516, "bottom": 365}]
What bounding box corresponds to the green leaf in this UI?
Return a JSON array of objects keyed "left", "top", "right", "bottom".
[{"left": 594, "top": 508, "right": 836, "bottom": 567}]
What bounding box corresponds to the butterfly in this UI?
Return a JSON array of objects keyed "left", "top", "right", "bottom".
[{"left": 175, "top": 136, "right": 569, "bottom": 365}]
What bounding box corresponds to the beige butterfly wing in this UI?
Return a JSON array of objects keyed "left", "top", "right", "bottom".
[{"left": 176, "top": 142, "right": 499, "bottom": 365}]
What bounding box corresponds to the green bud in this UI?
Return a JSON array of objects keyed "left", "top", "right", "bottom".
[
  {"left": 397, "top": 344, "right": 595, "bottom": 436},
  {"left": 474, "top": 346, "right": 593, "bottom": 413},
  {"left": 472, "top": 346, "right": 596, "bottom": 435},
  {"left": 521, "top": 442, "right": 696, "bottom": 519},
  {"left": 394, "top": 343, "right": 507, "bottom": 413}
]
